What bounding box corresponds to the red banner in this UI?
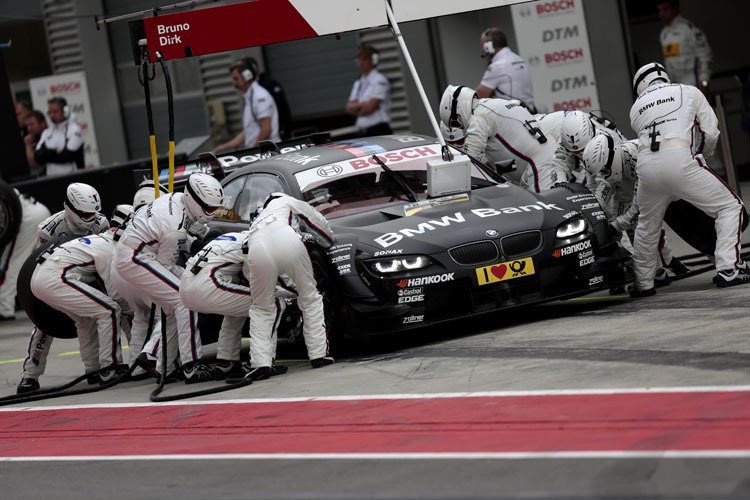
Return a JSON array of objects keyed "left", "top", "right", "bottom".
[{"left": 143, "top": 0, "right": 317, "bottom": 62}]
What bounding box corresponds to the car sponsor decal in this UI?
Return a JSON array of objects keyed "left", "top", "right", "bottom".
[
  {"left": 374, "top": 249, "right": 403, "bottom": 256},
  {"left": 475, "top": 258, "right": 535, "bottom": 286},
  {"left": 396, "top": 273, "right": 454, "bottom": 288},
  {"left": 327, "top": 243, "right": 352, "bottom": 255},
  {"left": 330, "top": 254, "right": 350, "bottom": 263},
  {"left": 295, "top": 145, "right": 440, "bottom": 191},
  {"left": 337, "top": 263, "right": 352, "bottom": 275},
  {"left": 375, "top": 201, "right": 564, "bottom": 248},
  {"left": 397, "top": 286, "right": 425, "bottom": 304},
  {"left": 578, "top": 249, "right": 595, "bottom": 267},
  {"left": 553, "top": 239, "right": 591, "bottom": 257},
  {"left": 402, "top": 314, "right": 424, "bottom": 324},
  {"left": 589, "top": 275, "right": 604, "bottom": 286},
  {"left": 403, "top": 194, "right": 469, "bottom": 217},
  {"left": 320, "top": 140, "right": 387, "bottom": 158}
]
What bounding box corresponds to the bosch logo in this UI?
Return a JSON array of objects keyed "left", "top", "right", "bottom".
[
  {"left": 553, "top": 98, "right": 593, "bottom": 111},
  {"left": 528, "top": 55, "right": 541, "bottom": 67},
  {"left": 543, "top": 26, "right": 579, "bottom": 42},
  {"left": 316, "top": 165, "right": 343, "bottom": 177},
  {"left": 545, "top": 48, "right": 584, "bottom": 65},
  {"left": 551, "top": 75, "right": 590, "bottom": 92},
  {"left": 50, "top": 82, "right": 81, "bottom": 95},
  {"left": 536, "top": 0, "right": 575, "bottom": 15},
  {"left": 519, "top": 5, "right": 532, "bottom": 17}
]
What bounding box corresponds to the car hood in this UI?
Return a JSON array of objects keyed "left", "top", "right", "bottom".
[{"left": 331, "top": 186, "right": 571, "bottom": 254}]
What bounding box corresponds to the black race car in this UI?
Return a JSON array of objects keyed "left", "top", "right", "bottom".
[{"left": 209, "top": 134, "right": 629, "bottom": 337}]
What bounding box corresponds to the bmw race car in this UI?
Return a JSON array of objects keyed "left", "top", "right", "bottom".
[{"left": 209, "top": 134, "right": 629, "bottom": 336}]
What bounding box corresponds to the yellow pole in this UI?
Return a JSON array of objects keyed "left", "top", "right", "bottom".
[
  {"left": 149, "top": 134, "right": 160, "bottom": 198},
  {"left": 168, "top": 140, "right": 175, "bottom": 193}
]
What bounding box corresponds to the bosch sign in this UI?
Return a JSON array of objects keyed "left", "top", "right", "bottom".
[
  {"left": 553, "top": 98, "right": 592, "bottom": 111},
  {"left": 536, "top": 0, "right": 576, "bottom": 15},
  {"left": 545, "top": 48, "right": 584, "bottom": 65}
]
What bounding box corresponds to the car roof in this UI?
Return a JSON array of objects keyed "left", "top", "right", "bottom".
[{"left": 226, "top": 134, "right": 438, "bottom": 177}]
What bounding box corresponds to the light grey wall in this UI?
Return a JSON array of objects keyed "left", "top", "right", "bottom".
[{"left": 75, "top": 0, "right": 128, "bottom": 165}]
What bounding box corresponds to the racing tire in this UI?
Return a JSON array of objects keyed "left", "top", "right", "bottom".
[
  {"left": 307, "top": 244, "right": 343, "bottom": 352},
  {"left": 664, "top": 200, "right": 749, "bottom": 256},
  {"left": 0, "top": 180, "right": 22, "bottom": 248},
  {"left": 16, "top": 236, "right": 77, "bottom": 339}
]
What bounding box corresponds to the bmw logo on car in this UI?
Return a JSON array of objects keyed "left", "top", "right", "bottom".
[{"left": 486, "top": 229, "right": 498, "bottom": 237}]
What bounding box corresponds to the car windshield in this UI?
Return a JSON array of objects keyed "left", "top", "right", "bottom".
[{"left": 294, "top": 144, "right": 497, "bottom": 218}]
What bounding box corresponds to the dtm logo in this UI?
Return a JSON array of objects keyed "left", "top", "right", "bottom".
[
  {"left": 552, "top": 75, "right": 589, "bottom": 92},
  {"left": 396, "top": 273, "right": 455, "bottom": 288},
  {"left": 553, "top": 239, "right": 592, "bottom": 257},
  {"left": 543, "top": 26, "right": 579, "bottom": 42}
]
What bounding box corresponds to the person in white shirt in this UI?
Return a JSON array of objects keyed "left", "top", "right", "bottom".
[
  {"left": 0, "top": 191, "right": 50, "bottom": 321},
  {"left": 30, "top": 210, "right": 133, "bottom": 385},
  {"left": 657, "top": 0, "right": 712, "bottom": 94},
  {"left": 629, "top": 62, "right": 746, "bottom": 295},
  {"left": 236, "top": 192, "right": 335, "bottom": 382},
  {"left": 346, "top": 45, "right": 392, "bottom": 136},
  {"left": 17, "top": 183, "right": 109, "bottom": 394},
  {"left": 476, "top": 27, "right": 536, "bottom": 113},
  {"left": 438, "top": 85, "right": 555, "bottom": 192},
  {"left": 214, "top": 57, "right": 280, "bottom": 153},
  {"left": 112, "top": 173, "right": 225, "bottom": 383},
  {"left": 34, "top": 97, "right": 84, "bottom": 176}
]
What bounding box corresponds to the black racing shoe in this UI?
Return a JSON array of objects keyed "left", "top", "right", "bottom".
[
  {"left": 16, "top": 377, "right": 40, "bottom": 394},
  {"left": 210, "top": 359, "right": 243, "bottom": 381},
  {"left": 667, "top": 257, "right": 690, "bottom": 277},
  {"left": 226, "top": 363, "right": 268, "bottom": 384},
  {"left": 135, "top": 352, "right": 158, "bottom": 376},
  {"left": 98, "top": 364, "right": 130, "bottom": 385},
  {"left": 270, "top": 364, "right": 288, "bottom": 376},
  {"left": 630, "top": 287, "right": 656, "bottom": 298},
  {"left": 155, "top": 369, "right": 185, "bottom": 385},
  {"left": 715, "top": 268, "right": 750, "bottom": 288},
  {"left": 183, "top": 361, "right": 215, "bottom": 384},
  {"left": 654, "top": 268, "right": 672, "bottom": 287},
  {"left": 311, "top": 357, "right": 335, "bottom": 369}
]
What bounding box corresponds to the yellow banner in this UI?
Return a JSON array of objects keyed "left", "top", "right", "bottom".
[
  {"left": 662, "top": 43, "right": 680, "bottom": 58},
  {"left": 475, "top": 257, "right": 535, "bottom": 286}
]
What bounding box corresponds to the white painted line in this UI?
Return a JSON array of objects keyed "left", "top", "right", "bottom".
[
  {"left": 3, "top": 451, "right": 750, "bottom": 462},
  {"left": 3, "top": 385, "right": 750, "bottom": 412}
]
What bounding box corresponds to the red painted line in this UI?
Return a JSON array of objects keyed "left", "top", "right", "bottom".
[{"left": 1, "top": 391, "right": 750, "bottom": 457}]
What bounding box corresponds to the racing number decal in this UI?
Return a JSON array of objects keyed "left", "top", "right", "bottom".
[{"left": 475, "top": 257, "right": 535, "bottom": 286}]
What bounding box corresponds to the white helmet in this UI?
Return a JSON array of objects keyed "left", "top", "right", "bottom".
[
  {"left": 183, "top": 173, "right": 225, "bottom": 224},
  {"left": 633, "top": 62, "right": 670, "bottom": 96},
  {"left": 133, "top": 179, "right": 169, "bottom": 210},
  {"left": 439, "top": 120, "right": 466, "bottom": 144},
  {"left": 560, "top": 110, "right": 596, "bottom": 154},
  {"left": 582, "top": 134, "right": 622, "bottom": 184},
  {"left": 110, "top": 204, "right": 134, "bottom": 241},
  {"left": 64, "top": 182, "right": 102, "bottom": 233},
  {"left": 439, "top": 85, "right": 477, "bottom": 136}
]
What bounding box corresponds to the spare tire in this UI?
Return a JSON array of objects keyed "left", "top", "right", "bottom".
[
  {"left": 665, "top": 200, "right": 749, "bottom": 256},
  {"left": 16, "top": 236, "right": 77, "bottom": 339},
  {"left": 0, "top": 180, "right": 22, "bottom": 247}
]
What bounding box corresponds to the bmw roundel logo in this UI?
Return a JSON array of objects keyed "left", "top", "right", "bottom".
[
  {"left": 486, "top": 229, "right": 499, "bottom": 237},
  {"left": 316, "top": 165, "right": 343, "bottom": 177}
]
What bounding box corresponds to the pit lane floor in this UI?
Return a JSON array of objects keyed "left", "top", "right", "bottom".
[{"left": 0, "top": 224, "right": 749, "bottom": 499}]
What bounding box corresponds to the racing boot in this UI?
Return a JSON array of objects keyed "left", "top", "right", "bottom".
[
  {"left": 653, "top": 268, "right": 672, "bottom": 287},
  {"left": 182, "top": 360, "right": 215, "bottom": 384},
  {"left": 667, "top": 257, "right": 690, "bottom": 277},
  {"left": 210, "top": 359, "right": 244, "bottom": 381},
  {"left": 311, "top": 356, "right": 335, "bottom": 369},
  {"left": 135, "top": 352, "right": 158, "bottom": 376},
  {"left": 98, "top": 364, "right": 130, "bottom": 385},
  {"left": 16, "top": 377, "right": 40, "bottom": 394},
  {"left": 714, "top": 267, "right": 750, "bottom": 288}
]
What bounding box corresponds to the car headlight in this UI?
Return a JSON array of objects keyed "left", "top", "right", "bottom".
[
  {"left": 556, "top": 217, "right": 587, "bottom": 238},
  {"left": 369, "top": 256, "right": 432, "bottom": 274}
]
